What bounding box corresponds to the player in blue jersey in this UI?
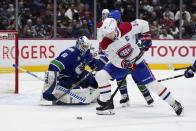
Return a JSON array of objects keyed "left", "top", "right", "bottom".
[
  {"left": 40, "top": 36, "right": 100, "bottom": 105},
  {"left": 106, "top": 10, "right": 154, "bottom": 106},
  {"left": 184, "top": 60, "right": 196, "bottom": 78}
]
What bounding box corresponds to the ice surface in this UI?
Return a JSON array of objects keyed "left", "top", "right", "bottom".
[{"left": 0, "top": 70, "right": 196, "bottom": 131}]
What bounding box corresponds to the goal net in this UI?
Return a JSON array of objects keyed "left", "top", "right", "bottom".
[{"left": 0, "top": 30, "right": 18, "bottom": 94}]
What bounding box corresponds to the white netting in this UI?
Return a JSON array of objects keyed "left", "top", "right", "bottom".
[{"left": 0, "top": 31, "right": 18, "bottom": 93}]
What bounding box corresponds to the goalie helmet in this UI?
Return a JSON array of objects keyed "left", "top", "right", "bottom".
[
  {"left": 108, "top": 10, "right": 121, "bottom": 20},
  {"left": 76, "top": 36, "right": 90, "bottom": 56},
  {"left": 101, "top": 18, "right": 117, "bottom": 36}
]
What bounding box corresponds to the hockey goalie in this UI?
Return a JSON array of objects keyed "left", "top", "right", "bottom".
[{"left": 40, "top": 36, "right": 103, "bottom": 105}]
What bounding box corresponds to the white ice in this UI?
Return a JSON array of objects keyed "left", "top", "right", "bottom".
[{"left": 0, "top": 70, "right": 196, "bottom": 131}]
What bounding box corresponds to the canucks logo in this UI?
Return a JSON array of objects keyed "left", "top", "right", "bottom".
[{"left": 77, "top": 56, "right": 81, "bottom": 61}]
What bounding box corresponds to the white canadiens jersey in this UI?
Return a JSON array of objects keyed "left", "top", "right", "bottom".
[{"left": 100, "top": 19, "right": 150, "bottom": 68}]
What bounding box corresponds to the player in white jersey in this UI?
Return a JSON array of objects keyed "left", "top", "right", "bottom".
[
  {"left": 97, "top": 9, "right": 131, "bottom": 107},
  {"left": 95, "top": 18, "right": 183, "bottom": 116},
  {"left": 97, "top": 9, "right": 109, "bottom": 43},
  {"left": 96, "top": 10, "right": 154, "bottom": 106}
]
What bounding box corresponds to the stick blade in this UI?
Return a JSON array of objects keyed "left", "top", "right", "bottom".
[{"left": 166, "top": 64, "right": 175, "bottom": 70}]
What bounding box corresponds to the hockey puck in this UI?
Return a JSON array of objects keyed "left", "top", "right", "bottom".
[{"left": 76, "top": 116, "right": 82, "bottom": 120}]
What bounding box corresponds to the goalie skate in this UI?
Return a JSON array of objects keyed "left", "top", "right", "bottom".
[
  {"left": 171, "top": 100, "right": 184, "bottom": 116},
  {"left": 96, "top": 100, "right": 115, "bottom": 115},
  {"left": 39, "top": 97, "right": 53, "bottom": 106},
  {"left": 120, "top": 94, "right": 130, "bottom": 107}
]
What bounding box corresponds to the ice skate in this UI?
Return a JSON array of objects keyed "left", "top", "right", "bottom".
[
  {"left": 145, "top": 95, "right": 154, "bottom": 106},
  {"left": 171, "top": 100, "right": 184, "bottom": 116},
  {"left": 96, "top": 100, "right": 115, "bottom": 115},
  {"left": 120, "top": 94, "right": 129, "bottom": 107}
]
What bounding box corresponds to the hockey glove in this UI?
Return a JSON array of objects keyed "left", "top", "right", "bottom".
[
  {"left": 141, "top": 31, "right": 152, "bottom": 51},
  {"left": 121, "top": 60, "right": 137, "bottom": 72},
  {"left": 184, "top": 66, "right": 196, "bottom": 78}
]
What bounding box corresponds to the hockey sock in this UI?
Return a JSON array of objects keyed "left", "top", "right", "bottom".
[
  {"left": 95, "top": 70, "right": 112, "bottom": 103},
  {"left": 117, "top": 79, "right": 128, "bottom": 95},
  {"left": 137, "top": 85, "right": 151, "bottom": 98},
  {"left": 158, "top": 87, "right": 175, "bottom": 105},
  {"left": 146, "top": 81, "right": 175, "bottom": 105},
  {"left": 99, "top": 84, "right": 111, "bottom": 102}
]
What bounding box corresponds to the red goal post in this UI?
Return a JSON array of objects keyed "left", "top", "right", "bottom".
[{"left": 0, "top": 30, "right": 19, "bottom": 93}]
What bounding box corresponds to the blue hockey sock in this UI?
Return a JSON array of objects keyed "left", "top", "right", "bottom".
[{"left": 117, "top": 79, "right": 128, "bottom": 95}]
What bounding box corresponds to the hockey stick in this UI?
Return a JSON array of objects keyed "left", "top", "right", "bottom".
[
  {"left": 13, "top": 64, "right": 44, "bottom": 81},
  {"left": 98, "top": 48, "right": 145, "bottom": 106},
  {"left": 166, "top": 64, "right": 188, "bottom": 71},
  {"left": 13, "top": 64, "right": 98, "bottom": 104},
  {"left": 55, "top": 66, "right": 97, "bottom": 103},
  {"left": 158, "top": 71, "right": 196, "bottom": 82},
  {"left": 157, "top": 74, "right": 185, "bottom": 82}
]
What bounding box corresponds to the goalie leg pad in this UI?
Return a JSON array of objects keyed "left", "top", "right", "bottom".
[
  {"left": 55, "top": 86, "right": 96, "bottom": 104},
  {"left": 42, "top": 71, "right": 59, "bottom": 101}
]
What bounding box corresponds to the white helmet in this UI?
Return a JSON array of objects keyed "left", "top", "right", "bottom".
[
  {"left": 102, "top": 9, "right": 109, "bottom": 14},
  {"left": 101, "top": 18, "right": 117, "bottom": 37},
  {"left": 76, "top": 36, "right": 90, "bottom": 55}
]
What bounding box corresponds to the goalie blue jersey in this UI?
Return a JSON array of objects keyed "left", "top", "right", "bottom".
[{"left": 48, "top": 46, "right": 93, "bottom": 77}]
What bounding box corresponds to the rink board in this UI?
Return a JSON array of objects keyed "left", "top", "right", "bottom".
[
  {"left": 0, "top": 39, "right": 195, "bottom": 73},
  {"left": 0, "top": 64, "right": 192, "bottom": 73}
]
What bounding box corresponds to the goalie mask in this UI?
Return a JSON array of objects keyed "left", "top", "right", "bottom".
[{"left": 76, "top": 36, "right": 90, "bottom": 56}]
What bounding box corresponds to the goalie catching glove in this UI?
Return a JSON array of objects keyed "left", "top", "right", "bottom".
[
  {"left": 141, "top": 31, "right": 152, "bottom": 51},
  {"left": 121, "top": 59, "right": 137, "bottom": 72}
]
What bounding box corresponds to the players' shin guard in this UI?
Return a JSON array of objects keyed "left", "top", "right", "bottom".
[
  {"left": 137, "top": 85, "right": 154, "bottom": 106},
  {"left": 95, "top": 70, "right": 114, "bottom": 115},
  {"left": 146, "top": 81, "right": 184, "bottom": 116},
  {"left": 117, "top": 79, "right": 129, "bottom": 107}
]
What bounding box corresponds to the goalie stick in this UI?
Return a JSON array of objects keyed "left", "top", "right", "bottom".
[
  {"left": 166, "top": 64, "right": 188, "bottom": 71},
  {"left": 13, "top": 64, "right": 98, "bottom": 104},
  {"left": 97, "top": 48, "right": 145, "bottom": 106},
  {"left": 55, "top": 66, "right": 97, "bottom": 103}
]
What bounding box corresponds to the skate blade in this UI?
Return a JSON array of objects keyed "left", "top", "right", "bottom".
[
  {"left": 121, "top": 102, "right": 130, "bottom": 108},
  {"left": 96, "top": 109, "right": 115, "bottom": 115},
  {"left": 145, "top": 102, "right": 154, "bottom": 107}
]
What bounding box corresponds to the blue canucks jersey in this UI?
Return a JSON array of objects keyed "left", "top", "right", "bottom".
[{"left": 48, "top": 46, "right": 93, "bottom": 77}]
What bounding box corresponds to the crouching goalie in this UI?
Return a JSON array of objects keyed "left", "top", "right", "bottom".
[{"left": 40, "top": 36, "right": 101, "bottom": 105}]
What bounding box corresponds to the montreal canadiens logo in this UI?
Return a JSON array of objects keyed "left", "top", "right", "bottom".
[{"left": 117, "top": 44, "right": 133, "bottom": 58}]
